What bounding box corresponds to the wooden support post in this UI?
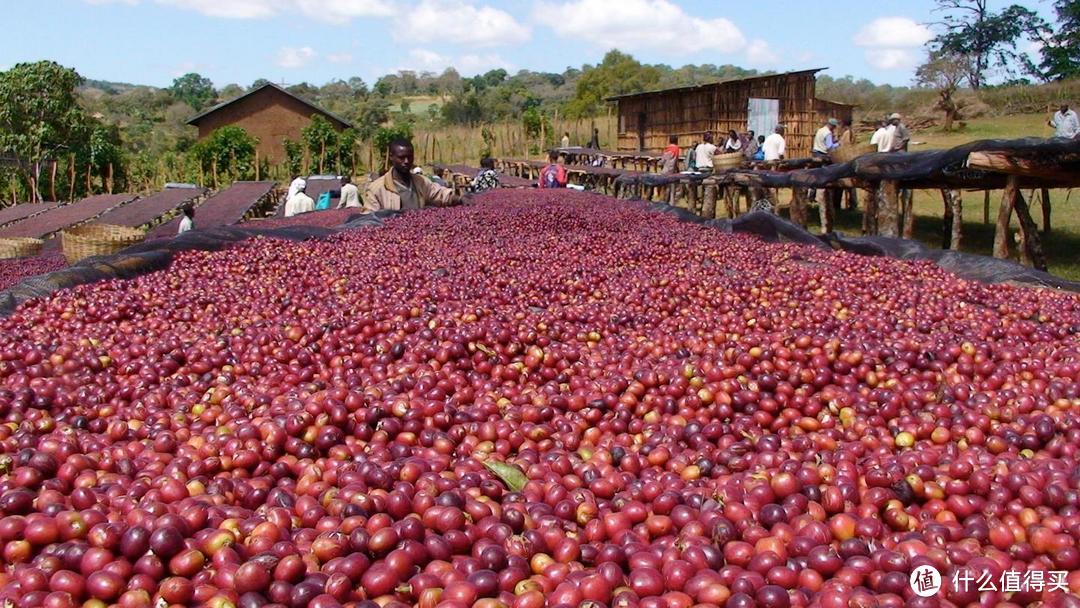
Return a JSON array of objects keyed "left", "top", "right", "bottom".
[
  {"left": 818, "top": 190, "right": 834, "bottom": 234},
  {"left": 1040, "top": 188, "right": 1051, "bottom": 235},
  {"left": 668, "top": 181, "right": 678, "bottom": 206},
  {"left": 862, "top": 186, "right": 877, "bottom": 235},
  {"left": 941, "top": 189, "right": 963, "bottom": 250},
  {"left": 941, "top": 189, "right": 953, "bottom": 249},
  {"left": 790, "top": 187, "right": 808, "bottom": 228},
  {"left": 983, "top": 191, "right": 990, "bottom": 224},
  {"left": 723, "top": 186, "right": 736, "bottom": 219},
  {"left": 845, "top": 187, "right": 858, "bottom": 211},
  {"left": 702, "top": 182, "right": 717, "bottom": 219},
  {"left": 1013, "top": 187, "right": 1047, "bottom": 271},
  {"left": 994, "top": 178, "right": 1017, "bottom": 259},
  {"left": 687, "top": 182, "right": 699, "bottom": 213},
  {"left": 876, "top": 180, "right": 899, "bottom": 237},
  {"left": 901, "top": 188, "right": 915, "bottom": 239}
]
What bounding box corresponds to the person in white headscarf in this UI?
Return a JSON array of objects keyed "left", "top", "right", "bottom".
[{"left": 284, "top": 180, "right": 314, "bottom": 217}]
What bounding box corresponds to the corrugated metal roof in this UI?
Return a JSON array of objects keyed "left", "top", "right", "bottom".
[
  {"left": 605, "top": 68, "right": 828, "bottom": 101},
  {"left": 186, "top": 82, "right": 354, "bottom": 129}
]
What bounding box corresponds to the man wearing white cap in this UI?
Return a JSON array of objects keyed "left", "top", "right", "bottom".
[{"left": 888, "top": 113, "right": 910, "bottom": 152}]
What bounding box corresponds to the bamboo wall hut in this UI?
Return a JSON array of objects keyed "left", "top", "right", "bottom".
[{"left": 609, "top": 69, "right": 855, "bottom": 159}]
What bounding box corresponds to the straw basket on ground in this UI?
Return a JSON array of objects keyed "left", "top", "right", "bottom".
[
  {"left": 0, "top": 238, "right": 44, "bottom": 260},
  {"left": 831, "top": 143, "right": 877, "bottom": 164},
  {"left": 712, "top": 152, "right": 745, "bottom": 170},
  {"left": 61, "top": 224, "right": 145, "bottom": 264}
]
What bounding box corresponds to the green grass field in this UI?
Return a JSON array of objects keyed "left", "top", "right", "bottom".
[{"left": 805, "top": 114, "right": 1080, "bottom": 280}]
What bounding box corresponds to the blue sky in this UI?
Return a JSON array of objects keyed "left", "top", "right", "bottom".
[{"left": 0, "top": 0, "right": 1052, "bottom": 89}]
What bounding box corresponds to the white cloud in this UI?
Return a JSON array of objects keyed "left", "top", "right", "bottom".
[
  {"left": 395, "top": 48, "right": 512, "bottom": 75},
  {"left": 277, "top": 46, "right": 317, "bottom": 68},
  {"left": 327, "top": 52, "right": 354, "bottom": 64},
  {"left": 294, "top": 0, "right": 392, "bottom": 21},
  {"left": 853, "top": 17, "right": 930, "bottom": 71},
  {"left": 854, "top": 17, "right": 932, "bottom": 49},
  {"left": 745, "top": 40, "right": 779, "bottom": 66},
  {"left": 394, "top": 0, "right": 529, "bottom": 47},
  {"left": 86, "top": 0, "right": 392, "bottom": 20},
  {"left": 157, "top": 0, "right": 280, "bottom": 18},
  {"left": 535, "top": 0, "right": 745, "bottom": 55},
  {"left": 864, "top": 49, "right": 920, "bottom": 70}
]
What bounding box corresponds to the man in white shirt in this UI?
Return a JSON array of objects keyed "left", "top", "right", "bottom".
[
  {"left": 337, "top": 176, "right": 361, "bottom": 209},
  {"left": 284, "top": 182, "right": 314, "bottom": 217},
  {"left": 762, "top": 125, "right": 786, "bottom": 161},
  {"left": 812, "top": 118, "right": 840, "bottom": 157},
  {"left": 286, "top": 175, "right": 306, "bottom": 201},
  {"left": 1049, "top": 103, "right": 1079, "bottom": 138},
  {"left": 694, "top": 132, "right": 718, "bottom": 172},
  {"left": 869, "top": 120, "right": 891, "bottom": 152}
]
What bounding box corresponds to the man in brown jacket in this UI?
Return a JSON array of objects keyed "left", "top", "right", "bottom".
[{"left": 363, "top": 138, "right": 465, "bottom": 212}]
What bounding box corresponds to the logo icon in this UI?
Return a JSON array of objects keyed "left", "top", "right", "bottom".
[{"left": 910, "top": 565, "right": 942, "bottom": 597}]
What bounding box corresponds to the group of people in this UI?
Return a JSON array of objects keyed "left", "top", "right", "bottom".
[
  {"left": 281, "top": 139, "right": 469, "bottom": 217},
  {"left": 869, "top": 113, "right": 912, "bottom": 153},
  {"left": 662, "top": 125, "right": 790, "bottom": 175}
]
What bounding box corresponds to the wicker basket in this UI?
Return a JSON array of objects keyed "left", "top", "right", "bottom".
[
  {"left": 831, "top": 143, "right": 877, "bottom": 164},
  {"left": 712, "top": 151, "right": 745, "bottom": 170},
  {"left": 0, "top": 237, "right": 44, "bottom": 260},
  {"left": 61, "top": 223, "right": 145, "bottom": 264}
]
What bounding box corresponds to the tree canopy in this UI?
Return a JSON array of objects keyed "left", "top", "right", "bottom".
[{"left": 169, "top": 72, "right": 216, "bottom": 111}]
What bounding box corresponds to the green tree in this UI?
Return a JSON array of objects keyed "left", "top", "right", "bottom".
[
  {"left": 353, "top": 97, "right": 391, "bottom": 142},
  {"left": 282, "top": 138, "right": 304, "bottom": 177},
  {"left": 565, "top": 50, "right": 662, "bottom": 117},
  {"left": 930, "top": 0, "right": 1048, "bottom": 88},
  {"left": 335, "top": 129, "right": 358, "bottom": 175},
  {"left": 0, "top": 61, "right": 89, "bottom": 202},
  {"left": 169, "top": 72, "right": 215, "bottom": 111},
  {"left": 1040, "top": 0, "right": 1080, "bottom": 80},
  {"left": 218, "top": 83, "right": 245, "bottom": 100},
  {"left": 189, "top": 125, "right": 257, "bottom": 187},
  {"left": 301, "top": 115, "right": 338, "bottom": 174}
]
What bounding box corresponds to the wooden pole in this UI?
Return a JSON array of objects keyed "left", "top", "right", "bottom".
[
  {"left": 723, "top": 186, "right": 736, "bottom": 219},
  {"left": 943, "top": 189, "right": 963, "bottom": 250},
  {"left": 863, "top": 186, "right": 877, "bottom": 235},
  {"left": 702, "top": 181, "right": 717, "bottom": 219},
  {"left": 1040, "top": 188, "right": 1051, "bottom": 235},
  {"left": 255, "top": 149, "right": 260, "bottom": 181},
  {"left": 68, "top": 155, "right": 75, "bottom": 202},
  {"left": 876, "top": 181, "right": 899, "bottom": 237},
  {"left": 49, "top": 160, "right": 57, "bottom": 202},
  {"left": 941, "top": 189, "right": 954, "bottom": 249},
  {"left": 790, "top": 187, "right": 808, "bottom": 228},
  {"left": 901, "top": 189, "right": 915, "bottom": 239},
  {"left": 994, "top": 177, "right": 1017, "bottom": 259},
  {"left": 817, "top": 190, "right": 833, "bottom": 234},
  {"left": 983, "top": 191, "right": 990, "bottom": 224},
  {"left": 1013, "top": 187, "right": 1047, "bottom": 271}
]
